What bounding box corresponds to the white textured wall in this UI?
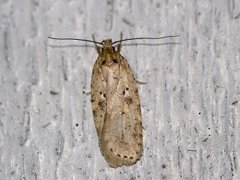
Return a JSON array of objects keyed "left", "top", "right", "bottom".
[{"left": 1, "top": 0, "right": 240, "bottom": 179}]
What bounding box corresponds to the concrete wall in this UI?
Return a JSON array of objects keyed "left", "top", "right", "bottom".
[{"left": 0, "top": 0, "right": 240, "bottom": 179}]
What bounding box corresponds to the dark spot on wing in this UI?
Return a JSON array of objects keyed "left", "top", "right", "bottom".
[
  {"left": 125, "top": 97, "right": 133, "bottom": 105},
  {"left": 98, "top": 100, "right": 105, "bottom": 109}
]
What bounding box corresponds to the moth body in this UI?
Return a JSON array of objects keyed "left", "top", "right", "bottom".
[{"left": 91, "top": 39, "right": 143, "bottom": 168}]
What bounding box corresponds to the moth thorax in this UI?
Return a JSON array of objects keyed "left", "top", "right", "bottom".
[{"left": 103, "top": 53, "right": 116, "bottom": 65}]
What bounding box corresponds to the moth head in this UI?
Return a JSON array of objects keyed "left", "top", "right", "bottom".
[
  {"left": 101, "top": 39, "right": 115, "bottom": 50},
  {"left": 99, "top": 39, "right": 119, "bottom": 65}
]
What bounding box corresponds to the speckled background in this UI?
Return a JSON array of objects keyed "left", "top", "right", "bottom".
[{"left": 0, "top": 0, "right": 240, "bottom": 179}]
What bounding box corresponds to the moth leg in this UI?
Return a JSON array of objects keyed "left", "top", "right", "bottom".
[
  {"left": 92, "top": 34, "right": 101, "bottom": 54},
  {"left": 117, "top": 32, "right": 123, "bottom": 52},
  {"left": 84, "top": 91, "right": 91, "bottom": 95},
  {"left": 136, "top": 79, "right": 147, "bottom": 84}
]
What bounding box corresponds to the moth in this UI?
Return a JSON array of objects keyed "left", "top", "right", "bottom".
[{"left": 48, "top": 34, "right": 179, "bottom": 168}]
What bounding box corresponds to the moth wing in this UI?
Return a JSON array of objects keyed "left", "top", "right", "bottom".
[
  {"left": 91, "top": 57, "right": 107, "bottom": 139},
  {"left": 101, "top": 55, "right": 143, "bottom": 167}
]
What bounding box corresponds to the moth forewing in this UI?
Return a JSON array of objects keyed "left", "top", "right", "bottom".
[{"left": 90, "top": 39, "right": 143, "bottom": 168}]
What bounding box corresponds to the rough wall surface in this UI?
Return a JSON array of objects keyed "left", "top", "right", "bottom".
[{"left": 0, "top": 0, "right": 240, "bottom": 179}]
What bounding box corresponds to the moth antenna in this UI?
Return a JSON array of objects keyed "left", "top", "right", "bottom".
[
  {"left": 117, "top": 32, "right": 123, "bottom": 52},
  {"left": 112, "top": 35, "right": 180, "bottom": 45},
  {"left": 48, "top": 36, "right": 102, "bottom": 45}
]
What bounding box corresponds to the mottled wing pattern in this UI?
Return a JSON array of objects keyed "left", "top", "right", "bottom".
[
  {"left": 101, "top": 54, "right": 143, "bottom": 167},
  {"left": 91, "top": 58, "right": 107, "bottom": 138}
]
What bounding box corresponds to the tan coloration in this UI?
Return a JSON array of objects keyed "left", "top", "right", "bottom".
[{"left": 91, "top": 39, "right": 143, "bottom": 168}]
